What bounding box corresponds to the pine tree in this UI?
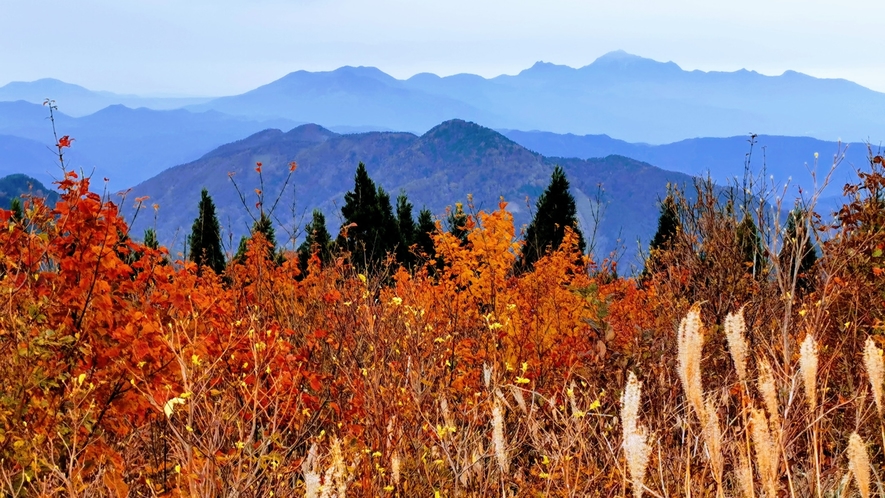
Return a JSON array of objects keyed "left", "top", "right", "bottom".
[
  {"left": 447, "top": 203, "right": 470, "bottom": 246},
  {"left": 641, "top": 193, "right": 681, "bottom": 281},
  {"left": 736, "top": 214, "right": 766, "bottom": 278},
  {"left": 143, "top": 228, "right": 159, "bottom": 250},
  {"left": 340, "top": 163, "right": 399, "bottom": 269},
  {"left": 779, "top": 206, "right": 818, "bottom": 294},
  {"left": 377, "top": 187, "right": 400, "bottom": 257},
  {"left": 188, "top": 188, "right": 225, "bottom": 275},
  {"left": 520, "top": 165, "right": 585, "bottom": 269},
  {"left": 234, "top": 212, "right": 281, "bottom": 265},
  {"left": 9, "top": 197, "right": 23, "bottom": 223},
  {"left": 415, "top": 208, "right": 437, "bottom": 261},
  {"left": 649, "top": 193, "right": 680, "bottom": 254},
  {"left": 396, "top": 192, "right": 417, "bottom": 266},
  {"left": 298, "top": 209, "right": 333, "bottom": 272}
]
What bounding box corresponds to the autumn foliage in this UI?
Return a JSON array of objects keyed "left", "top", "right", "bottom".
[
  {"left": 4, "top": 143, "right": 885, "bottom": 496},
  {"left": 0, "top": 172, "right": 652, "bottom": 496}
]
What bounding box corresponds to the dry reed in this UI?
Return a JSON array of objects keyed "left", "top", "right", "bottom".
[
  {"left": 847, "top": 432, "right": 871, "bottom": 498},
  {"left": 799, "top": 334, "right": 819, "bottom": 410},
  {"left": 621, "top": 371, "right": 651, "bottom": 498},
  {"left": 492, "top": 400, "right": 509, "bottom": 475},
  {"left": 678, "top": 307, "right": 706, "bottom": 423},
  {"left": 863, "top": 337, "right": 884, "bottom": 417},
  {"left": 750, "top": 408, "right": 777, "bottom": 497},
  {"left": 725, "top": 308, "right": 749, "bottom": 383}
]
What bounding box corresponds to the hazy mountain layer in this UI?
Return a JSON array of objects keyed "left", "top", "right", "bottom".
[
  {"left": 0, "top": 78, "right": 211, "bottom": 117},
  {"left": 125, "top": 120, "right": 696, "bottom": 267},
  {"left": 184, "top": 51, "right": 885, "bottom": 143},
  {"left": 5, "top": 51, "right": 883, "bottom": 144},
  {"left": 0, "top": 101, "right": 299, "bottom": 189},
  {"left": 502, "top": 130, "right": 874, "bottom": 198}
]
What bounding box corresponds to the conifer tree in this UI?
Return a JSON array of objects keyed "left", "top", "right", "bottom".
[
  {"left": 143, "top": 228, "right": 159, "bottom": 250},
  {"left": 447, "top": 203, "right": 470, "bottom": 246},
  {"left": 648, "top": 193, "right": 680, "bottom": 254},
  {"left": 9, "top": 197, "right": 23, "bottom": 223},
  {"left": 736, "top": 214, "right": 766, "bottom": 278},
  {"left": 298, "top": 209, "right": 333, "bottom": 272},
  {"left": 188, "top": 188, "right": 225, "bottom": 275},
  {"left": 377, "top": 187, "right": 401, "bottom": 256},
  {"left": 340, "top": 163, "right": 399, "bottom": 269},
  {"left": 415, "top": 208, "right": 437, "bottom": 261},
  {"left": 641, "top": 193, "right": 681, "bottom": 281},
  {"left": 234, "top": 212, "right": 281, "bottom": 265},
  {"left": 396, "top": 192, "right": 417, "bottom": 266},
  {"left": 779, "top": 206, "right": 818, "bottom": 293},
  {"left": 520, "top": 165, "right": 585, "bottom": 269}
]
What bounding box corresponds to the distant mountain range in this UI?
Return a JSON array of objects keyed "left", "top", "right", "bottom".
[
  {"left": 501, "top": 130, "right": 874, "bottom": 198},
  {"left": 4, "top": 51, "right": 884, "bottom": 144},
  {"left": 0, "top": 78, "right": 211, "bottom": 117},
  {"left": 0, "top": 100, "right": 299, "bottom": 189},
  {"left": 124, "top": 120, "right": 696, "bottom": 266}
]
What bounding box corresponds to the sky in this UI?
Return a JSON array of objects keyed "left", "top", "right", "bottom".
[{"left": 2, "top": 0, "right": 884, "bottom": 96}]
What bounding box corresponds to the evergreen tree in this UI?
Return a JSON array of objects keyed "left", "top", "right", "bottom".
[
  {"left": 641, "top": 192, "right": 681, "bottom": 281},
  {"left": 736, "top": 214, "right": 766, "bottom": 278},
  {"left": 648, "top": 193, "right": 680, "bottom": 254},
  {"left": 9, "top": 197, "right": 23, "bottom": 223},
  {"left": 779, "top": 206, "right": 818, "bottom": 293},
  {"left": 446, "top": 203, "right": 470, "bottom": 246},
  {"left": 377, "top": 187, "right": 400, "bottom": 256},
  {"left": 188, "top": 189, "right": 226, "bottom": 275},
  {"left": 396, "top": 192, "right": 417, "bottom": 266},
  {"left": 298, "top": 209, "right": 333, "bottom": 272},
  {"left": 234, "top": 212, "right": 281, "bottom": 265},
  {"left": 143, "top": 228, "right": 159, "bottom": 250},
  {"left": 520, "top": 165, "right": 586, "bottom": 269},
  {"left": 415, "top": 208, "right": 437, "bottom": 261},
  {"left": 340, "top": 163, "right": 399, "bottom": 269}
]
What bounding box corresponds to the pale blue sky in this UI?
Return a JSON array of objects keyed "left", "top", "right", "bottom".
[{"left": 2, "top": 0, "right": 883, "bottom": 96}]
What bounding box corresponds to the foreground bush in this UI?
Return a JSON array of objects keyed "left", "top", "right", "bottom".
[{"left": 2, "top": 157, "right": 885, "bottom": 496}]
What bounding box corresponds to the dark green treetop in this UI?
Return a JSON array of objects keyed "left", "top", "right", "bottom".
[
  {"left": 779, "top": 206, "right": 818, "bottom": 294},
  {"left": 298, "top": 209, "right": 333, "bottom": 272},
  {"left": 340, "top": 163, "right": 400, "bottom": 269},
  {"left": 188, "top": 188, "right": 226, "bottom": 275},
  {"left": 520, "top": 165, "right": 586, "bottom": 269}
]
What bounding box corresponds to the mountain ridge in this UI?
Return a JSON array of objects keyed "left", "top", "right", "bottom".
[{"left": 5, "top": 51, "right": 884, "bottom": 143}]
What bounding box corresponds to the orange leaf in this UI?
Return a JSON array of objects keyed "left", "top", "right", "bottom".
[{"left": 57, "top": 135, "right": 74, "bottom": 148}]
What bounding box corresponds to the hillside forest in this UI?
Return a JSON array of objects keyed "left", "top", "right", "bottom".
[{"left": 3, "top": 110, "right": 885, "bottom": 497}]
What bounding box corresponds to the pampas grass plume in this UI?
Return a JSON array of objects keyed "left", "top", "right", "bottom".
[
  {"left": 492, "top": 400, "right": 509, "bottom": 474},
  {"left": 863, "top": 337, "right": 884, "bottom": 417},
  {"left": 725, "top": 307, "right": 749, "bottom": 383},
  {"left": 621, "top": 371, "right": 651, "bottom": 498},
  {"left": 799, "top": 334, "right": 819, "bottom": 410},
  {"left": 750, "top": 408, "right": 777, "bottom": 497},
  {"left": 678, "top": 306, "right": 705, "bottom": 422},
  {"left": 757, "top": 356, "right": 780, "bottom": 426},
  {"left": 847, "top": 432, "right": 871, "bottom": 498}
]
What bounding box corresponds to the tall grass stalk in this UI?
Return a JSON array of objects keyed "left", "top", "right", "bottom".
[
  {"left": 799, "top": 334, "right": 821, "bottom": 497},
  {"left": 621, "top": 371, "right": 651, "bottom": 498},
  {"left": 847, "top": 432, "right": 871, "bottom": 498}
]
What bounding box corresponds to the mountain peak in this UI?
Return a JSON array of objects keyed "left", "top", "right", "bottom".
[
  {"left": 587, "top": 50, "right": 681, "bottom": 71},
  {"left": 420, "top": 119, "right": 524, "bottom": 156},
  {"left": 595, "top": 50, "right": 642, "bottom": 62},
  {"left": 284, "top": 123, "right": 337, "bottom": 142}
]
